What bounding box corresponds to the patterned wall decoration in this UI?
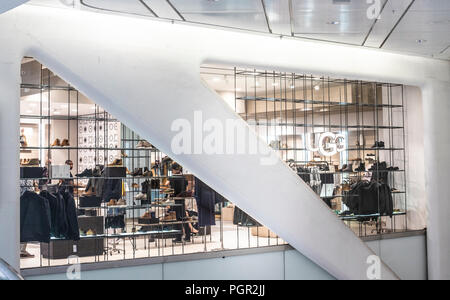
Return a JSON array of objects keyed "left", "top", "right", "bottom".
[{"left": 78, "top": 117, "right": 121, "bottom": 174}]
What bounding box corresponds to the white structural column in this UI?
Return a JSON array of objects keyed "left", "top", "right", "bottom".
[
  {"left": 422, "top": 79, "right": 450, "bottom": 280},
  {"left": 0, "top": 60, "right": 21, "bottom": 270}
]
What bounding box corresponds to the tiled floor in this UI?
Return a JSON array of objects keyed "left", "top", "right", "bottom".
[{"left": 20, "top": 221, "right": 285, "bottom": 269}]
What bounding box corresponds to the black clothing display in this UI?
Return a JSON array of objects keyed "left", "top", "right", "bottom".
[
  {"left": 343, "top": 181, "right": 393, "bottom": 217},
  {"left": 105, "top": 215, "right": 125, "bottom": 229},
  {"left": 20, "top": 191, "right": 51, "bottom": 243},
  {"left": 41, "top": 190, "right": 80, "bottom": 241},
  {"left": 141, "top": 179, "right": 160, "bottom": 194},
  {"left": 297, "top": 167, "right": 310, "bottom": 183},
  {"left": 170, "top": 175, "right": 188, "bottom": 196},
  {"left": 169, "top": 175, "right": 188, "bottom": 242},
  {"left": 102, "top": 179, "right": 122, "bottom": 202},
  {"left": 369, "top": 161, "right": 389, "bottom": 183},
  {"left": 194, "top": 177, "right": 226, "bottom": 226},
  {"left": 85, "top": 177, "right": 105, "bottom": 198},
  {"left": 21, "top": 189, "right": 80, "bottom": 243}
]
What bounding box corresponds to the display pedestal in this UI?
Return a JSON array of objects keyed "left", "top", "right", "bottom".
[{"left": 41, "top": 216, "right": 105, "bottom": 259}]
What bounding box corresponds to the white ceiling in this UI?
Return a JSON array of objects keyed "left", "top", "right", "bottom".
[{"left": 26, "top": 0, "right": 450, "bottom": 60}]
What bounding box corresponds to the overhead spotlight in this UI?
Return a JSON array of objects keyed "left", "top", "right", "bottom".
[{"left": 314, "top": 85, "right": 320, "bottom": 91}]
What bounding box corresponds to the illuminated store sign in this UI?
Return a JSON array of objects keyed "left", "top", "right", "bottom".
[{"left": 306, "top": 132, "right": 346, "bottom": 157}]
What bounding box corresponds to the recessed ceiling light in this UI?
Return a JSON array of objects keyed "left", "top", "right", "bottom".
[
  {"left": 416, "top": 39, "right": 427, "bottom": 44},
  {"left": 327, "top": 21, "right": 340, "bottom": 25},
  {"left": 290, "top": 85, "right": 295, "bottom": 89},
  {"left": 314, "top": 85, "right": 320, "bottom": 91}
]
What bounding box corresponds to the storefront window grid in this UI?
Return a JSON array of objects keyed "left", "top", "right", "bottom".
[
  {"left": 229, "top": 67, "right": 408, "bottom": 237},
  {"left": 18, "top": 60, "right": 408, "bottom": 270},
  {"left": 19, "top": 59, "right": 287, "bottom": 270}
]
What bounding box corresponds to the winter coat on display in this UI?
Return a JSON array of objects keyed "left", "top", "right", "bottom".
[
  {"left": 194, "top": 177, "right": 228, "bottom": 227},
  {"left": 40, "top": 190, "right": 80, "bottom": 241},
  {"left": 343, "top": 181, "right": 393, "bottom": 217},
  {"left": 20, "top": 191, "right": 51, "bottom": 243}
]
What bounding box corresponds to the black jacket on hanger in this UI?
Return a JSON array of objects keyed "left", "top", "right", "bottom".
[
  {"left": 40, "top": 190, "right": 80, "bottom": 241},
  {"left": 194, "top": 177, "right": 227, "bottom": 226},
  {"left": 344, "top": 181, "right": 393, "bottom": 217},
  {"left": 20, "top": 191, "right": 51, "bottom": 243}
]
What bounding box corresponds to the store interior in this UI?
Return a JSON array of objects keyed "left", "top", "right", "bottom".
[
  {"left": 19, "top": 59, "right": 285, "bottom": 269},
  {"left": 19, "top": 59, "right": 409, "bottom": 270}
]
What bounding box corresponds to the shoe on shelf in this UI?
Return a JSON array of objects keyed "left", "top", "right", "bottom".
[
  {"left": 136, "top": 140, "right": 153, "bottom": 149},
  {"left": 387, "top": 166, "right": 400, "bottom": 171},
  {"left": 77, "top": 168, "right": 93, "bottom": 177},
  {"left": 108, "top": 159, "right": 123, "bottom": 167},
  {"left": 117, "top": 199, "right": 126, "bottom": 206},
  {"left": 161, "top": 188, "right": 174, "bottom": 195},
  {"left": 132, "top": 183, "right": 139, "bottom": 189},
  {"left": 142, "top": 211, "right": 151, "bottom": 219},
  {"left": 20, "top": 251, "right": 35, "bottom": 259},
  {"left": 143, "top": 170, "right": 153, "bottom": 177},
  {"left": 343, "top": 164, "right": 353, "bottom": 173},
  {"left": 61, "top": 139, "right": 70, "bottom": 147},
  {"left": 86, "top": 229, "right": 96, "bottom": 236},
  {"left": 132, "top": 168, "right": 143, "bottom": 177},
  {"left": 107, "top": 199, "right": 118, "bottom": 206},
  {"left": 162, "top": 211, "right": 177, "bottom": 222},
  {"left": 83, "top": 187, "right": 96, "bottom": 196},
  {"left": 51, "top": 138, "right": 61, "bottom": 147},
  {"left": 22, "top": 158, "right": 40, "bottom": 167},
  {"left": 134, "top": 193, "right": 147, "bottom": 200},
  {"left": 355, "top": 163, "right": 366, "bottom": 172},
  {"left": 121, "top": 150, "right": 128, "bottom": 158},
  {"left": 371, "top": 141, "right": 385, "bottom": 149}
]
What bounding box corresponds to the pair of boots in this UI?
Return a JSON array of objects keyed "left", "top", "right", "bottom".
[
  {"left": 131, "top": 167, "right": 152, "bottom": 177},
  {"left": 340, "top": 163, "right": 366, "bottom": 172},
  {"left": 52, "top": 138, "right": 70, "bottom": 147}
]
